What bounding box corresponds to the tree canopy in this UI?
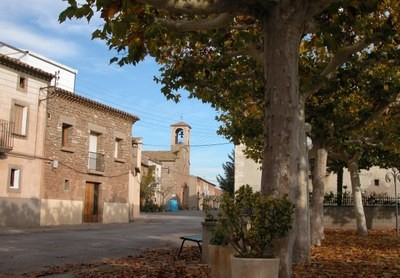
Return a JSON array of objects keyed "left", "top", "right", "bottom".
[{"left": 59, "top": 0, "right": 400, "bottom": 275}]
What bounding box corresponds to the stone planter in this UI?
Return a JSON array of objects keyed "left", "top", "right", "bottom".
[
  {"left": 208, "top": 244, "right": 235, "bottom": 278},
  {"left": 231, "top": 255, "right": 280, "bottom": 278},
  {"left": 201, "top": 221, "right": 217, "bottom": 263}
]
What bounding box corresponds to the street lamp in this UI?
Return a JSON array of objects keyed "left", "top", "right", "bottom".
[
  {"left": 305, "top": 122, "right": 312, "bottom": 248},
  {"left": 385, "top": 168, "right": 400, "bottom": 236}
]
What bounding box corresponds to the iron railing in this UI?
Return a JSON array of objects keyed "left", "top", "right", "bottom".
[
  {"left": 0, "top": 120, "right": 14, "bottom": 153},
  {"left": 323, "top": 193, "right": 399, "bottom": 206},
  {"left": 88, "top": 151, "right": 105, "bottom": 172}
]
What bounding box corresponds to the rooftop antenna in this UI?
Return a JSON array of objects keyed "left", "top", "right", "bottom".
[{"left": 54, "top": 70, "right": 60, "bottom": 88}]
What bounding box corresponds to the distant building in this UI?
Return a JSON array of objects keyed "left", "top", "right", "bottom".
[
  {"left": 143, "top": 122, "right": 221, "bottom": 209},
  {"left": 234, "top": 144, "right": 395, "bottom": 196},
  {"left": 140, "top": 154, "right": 163, "bottom": 206},
  {"left": 0, "top": 41, "right": 78, "bottom": 92},
  {"left": 188, "top": 176, "right": 222, "bottom": 210}
]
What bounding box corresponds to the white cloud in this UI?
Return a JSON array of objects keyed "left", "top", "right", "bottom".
[{"left": 0, "top": 21, "right": 80, "bottom": 60}]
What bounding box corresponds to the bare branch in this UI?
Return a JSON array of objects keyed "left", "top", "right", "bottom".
[
  {"left": 302, "top": 77, "right": 328, "bottom": 99},
  {"left": 304, "top": 19, "right": 320, "bottom": 34},
  {"left": 155, "top": 13, "right": 235, "bottom": 32},
  {"left": 141, "top": 0, "right": 255, "bottom": 15},
  {"left": 346, "top": 93, "right": 400, "bottom": 132},
  {"left": 214, "top": 43, "right": 263, "bottom": 66},
  {"left": 305, "top": 0, "right": 341, "bottom": 21},
  {"left": 320, "top": 41, "right": 368, "bottom": 78},
  {"left": 328, "top": 151, "right": 347, "bottom": 162},
  {"left": 242, "top": 43, "right": 264, "bottom": 65}
]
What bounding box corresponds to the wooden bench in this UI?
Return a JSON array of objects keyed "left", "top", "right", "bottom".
[{"left": 178, "top": 235, "right": 202, "bottom": 257}]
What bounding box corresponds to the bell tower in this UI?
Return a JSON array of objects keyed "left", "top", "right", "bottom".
[{"left": 171, "top": 121, "right": 191, "bottom": 149}]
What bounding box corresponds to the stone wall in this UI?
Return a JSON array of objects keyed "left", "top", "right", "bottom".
[{"left": 323, "top": 206, "right": 397, "bottom": 230}]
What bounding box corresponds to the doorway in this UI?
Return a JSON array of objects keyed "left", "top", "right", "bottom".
[{"left": 84, "top": 182, "right": 100, "bottom": 222}]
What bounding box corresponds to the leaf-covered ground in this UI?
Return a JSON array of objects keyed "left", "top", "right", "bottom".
[
  {"left": 293, "top": 229, "right": 400, "bottom": 277},
  {"left": 20, "top": 229, "right": 400, "bottom": 277}
]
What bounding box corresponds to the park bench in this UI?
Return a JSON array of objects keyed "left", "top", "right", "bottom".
[{"left": 178, "top": 235, "right": 202, "bottom": 257}]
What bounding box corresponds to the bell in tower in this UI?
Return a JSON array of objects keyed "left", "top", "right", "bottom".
[
  {"left": 170, "top": 121, "right": 191, "bottom": 149},
  {"left": 175, "top": 128, "right": 184, "bottom": 144}
]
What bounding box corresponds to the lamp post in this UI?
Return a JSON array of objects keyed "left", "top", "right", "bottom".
[
  {"left": 343, "top": 185, "right": 348, "bottom": 205},
  {"left": 305, "top": 123, "right": 312, "bottom": 248},
  {"left": 385, "top": 168, "right": 400, "bottom": 236}
]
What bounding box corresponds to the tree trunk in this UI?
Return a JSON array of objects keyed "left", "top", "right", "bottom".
[
  {"left": 292, "top": 98, "right": 310, "bottom": 263},
  {"left": 347, "top": 156, "right": 368, "bottom": 235},
  {"left": 310, "top": 143, "right": 328, "bottom": 246},
  {"left": 260, "top": 4, "right": 309, "bottom": 276}
]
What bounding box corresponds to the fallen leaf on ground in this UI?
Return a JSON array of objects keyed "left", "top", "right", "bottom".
[{"left": 18, "top": 229, "right": 400, "bottom": 277}]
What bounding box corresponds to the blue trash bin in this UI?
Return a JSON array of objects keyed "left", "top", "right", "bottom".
[{"left": 169, "top": 199, "right": 179, "bottom": 212}]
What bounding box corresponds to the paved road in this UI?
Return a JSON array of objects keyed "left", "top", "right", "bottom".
[{"left": 0, "top": 211, "right": 204, "bottom": 276}]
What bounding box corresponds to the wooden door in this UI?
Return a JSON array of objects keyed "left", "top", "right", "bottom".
[{"left": 84, "top": 182, "right": 99, "bottom": 222}]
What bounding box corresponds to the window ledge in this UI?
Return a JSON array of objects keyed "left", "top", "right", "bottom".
[
  {"left": 114, "top": 158, "right": 126, "bottom": 163},
  {"left": 12, "top": 133, "right": 27, "bottom": 139},
  {"left": 7, "top": 188, "right": 21, "bottom": 193},
  {"left": 87, "top": 169, "right": 105, "bottom": 176},
  {"left": 61, "top": 146, "right": 75, "bottom": 153}
]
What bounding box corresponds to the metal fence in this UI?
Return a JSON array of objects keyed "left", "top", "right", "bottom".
[{"left": 323, "top": 193, "right": 399, "bottom": 206}]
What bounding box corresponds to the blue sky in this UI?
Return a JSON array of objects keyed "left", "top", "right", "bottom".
[{"left": 0, "top": 0, "right": 233, "bottom": 184}]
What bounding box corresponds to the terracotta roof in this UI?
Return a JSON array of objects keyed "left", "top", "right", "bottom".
[
  {"left": 195, "top": 176, "right": 218, "bottom": 187},
  {"left": 0, "top": 54, "right": 54, "bottom": 81},
  {"left": 51, "top": 88, "right": 140, "bottom": 123},
  {"left": 142, "top": 151, "right": 177, "bottom": 162},
  {"left": 171, "top": 121, "right": 192, "bottom": 129}
]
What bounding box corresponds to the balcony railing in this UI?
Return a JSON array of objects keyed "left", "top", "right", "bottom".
[
  {"left": 0, "top": 120, "right": 14, "bottom": 153},
  {"left": 88, "top": 151, "right": 105, "bottom": 173}
]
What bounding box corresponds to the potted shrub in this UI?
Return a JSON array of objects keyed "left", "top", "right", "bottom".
[{"left": 215, "top": 185, "right": 295, "bottom": 278}]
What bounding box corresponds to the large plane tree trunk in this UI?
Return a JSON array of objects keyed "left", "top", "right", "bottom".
[{"left": 260, "top": 4, "right": 309, "bottom": 276}]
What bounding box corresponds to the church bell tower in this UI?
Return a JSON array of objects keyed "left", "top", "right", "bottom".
[{"left": 171, "top": 121, "right": 191, "bottom": 149}]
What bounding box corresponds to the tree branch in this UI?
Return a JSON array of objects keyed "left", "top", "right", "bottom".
[
  {"left": 305, "top": 0, "right": 341, "bottom": 21},
  {"left": 320, "top": 41, "right": 368, "bottom": 78},
  {"left": 220, "top": 43, "right": 263, "bottom": 65},
  {"left": 242, "top": 43, "right": 264, "bottom": 65},
  {"left": 155, "top": 12, "right": 235, "bottom": 32},
  {"left": 346, "top": 93, "right": 400, "bottom": 133},
  {"left": 141, "top": 0, "right": 255, "bottom": 15},
  {"left": 328, "top": 151, "right": 347, "bottom": 162},
  {"left": 302, "top": 41, "right": 369, "bottom": 98}
]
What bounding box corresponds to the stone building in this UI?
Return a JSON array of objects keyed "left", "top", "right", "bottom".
[{"left": 42, "top": 88, "right": 140, "bottom": 225}]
